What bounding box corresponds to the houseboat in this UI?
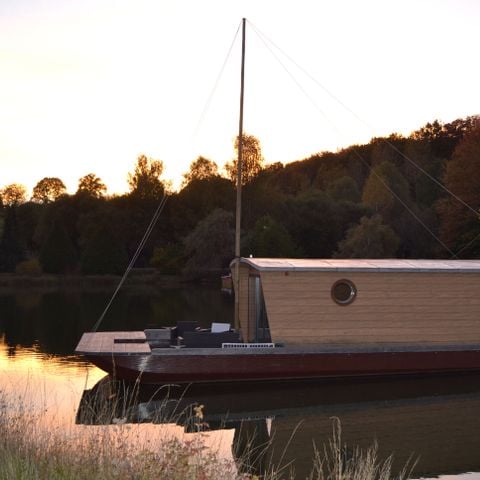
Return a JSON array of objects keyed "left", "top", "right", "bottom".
[{"left": 75, "top": 257, "right": 480, "bottom": 383}]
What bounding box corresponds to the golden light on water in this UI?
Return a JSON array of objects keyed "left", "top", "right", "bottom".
[{"left": 0, "top": 339, "right": 236, "bottom": 462}]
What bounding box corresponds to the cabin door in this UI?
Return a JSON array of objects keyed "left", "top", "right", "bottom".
[{"left": 248, "top": 276, "right": 271, "bottom": 343}]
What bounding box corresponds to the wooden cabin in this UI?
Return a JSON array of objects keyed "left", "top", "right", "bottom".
[{"left": 232, "top": 258, "right": 480, "bottom": 347}]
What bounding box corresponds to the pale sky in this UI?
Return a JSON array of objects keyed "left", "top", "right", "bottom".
[{"left": 1, "top": 0, "right": 479, "bottom": 194}]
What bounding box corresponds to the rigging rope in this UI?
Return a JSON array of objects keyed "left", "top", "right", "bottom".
[
  {"left": 249, "top": 20, "right": 473, "bottom": 257},
  {"left": 192, "top": 21, "right": 242, "bottom": 141},
  {"left": 91, "top": 194, "right": 169, "bottom": 332}
]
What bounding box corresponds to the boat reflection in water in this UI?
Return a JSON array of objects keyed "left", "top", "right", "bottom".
[{"left": 76, "top": 374, "right": 480, "bottom": 478}]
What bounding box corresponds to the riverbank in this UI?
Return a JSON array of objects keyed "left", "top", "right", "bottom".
[{"left": 0, "top": 381, "right": 412, "bottom": 480}]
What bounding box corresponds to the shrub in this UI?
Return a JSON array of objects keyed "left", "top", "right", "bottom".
[{"left": 15, "top": 258, "right": 42, "bottom": 276}]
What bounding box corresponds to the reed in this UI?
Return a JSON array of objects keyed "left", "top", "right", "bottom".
[
  {"left": 306, "top": 418, "right": 415, "bottom": 480},
  {"left": 0, "top": 384, "right": 239, "bottom": 480},
  {"left": 0, "top": 383, "right": 415, "bottom": 480}
]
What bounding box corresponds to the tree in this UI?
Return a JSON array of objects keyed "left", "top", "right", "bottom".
[
  {"left": 225, "top": 134, "right": 264, "bottom": 185},
  {"left": 172, "top": 176, "right": 234, "bottom": 237},
  {"left": 127, "top": 154, "right": 165, "bottom": 199},
  {"left": 182, "top": 156, "right": 219, "bottom": 187},
  {"left": 326, "top": 176, "right": 361, "bottom": 203},
  {"left": 0, "top": 207, "right": 25, "bottom": 271},
  {"left": 334, "top": 215, "right": 400, "bottom": 258},
  {"left": 246, "top": 215, "right": 300, "bottom": 258},
  {"left": 80, "top": 222, "right": 128, "bottom": 275},
  {"left": 362, "top": 161, "right": 410, "bottom": 220},
  {"left": 0, "top": 184, "right": 27, "bottom": 206},
  {"left": 183, "top": 209, "right": 234, "bottom": 277},
  {"left": 402, "top": 138, "right": 444, "bottom": 207},
  {"left": 39, "top": 219, "right": 77, "bottom": 273},
  {"left": 438, "top": 122, "right": 480, "bottom": 256},
  {"left": 150, "top": 243, "right": 185, "bottom": 274},
  {"left": 32, "top": 177, "right": 66, "bottom": 203},
  {"left": 283, "top": 190, "right": 343, "bottom": 258},
  {"left": 411, "top": 116, "right": 479, "bottom": 159},
  {"left": 77, "top": 173, "right": 107, "bottom": 198}
]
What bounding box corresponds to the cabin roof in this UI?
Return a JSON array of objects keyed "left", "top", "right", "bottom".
[{"left": 236, "top": 258, "right": 480, "bottom": 273}]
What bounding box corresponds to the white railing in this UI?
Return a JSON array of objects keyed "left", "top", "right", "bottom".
[{"left": 221, "top": 342, "right": 275, "bottom": 349}]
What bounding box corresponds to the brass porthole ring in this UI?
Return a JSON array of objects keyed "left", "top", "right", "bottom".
[{"left": 331, "top": 279, "right": 357, "bottom": 305}]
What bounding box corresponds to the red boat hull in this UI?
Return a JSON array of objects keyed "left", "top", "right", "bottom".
[{"left": 84, "top": 347, "right": 480, "bottom": 384}]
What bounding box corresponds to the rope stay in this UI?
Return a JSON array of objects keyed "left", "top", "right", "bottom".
[
  {"left": 91, "top": 194, "right": 169, "bottom": 332},
  {"left": 248, "top": 20, "right": 476, "bottom": 257},
  {"left": 192, "top": 21, "right": 242, "bottom": 141}
]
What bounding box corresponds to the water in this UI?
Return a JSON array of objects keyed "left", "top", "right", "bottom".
[{"left": 1, "top": 284, "right": 480, "bottom": 478}]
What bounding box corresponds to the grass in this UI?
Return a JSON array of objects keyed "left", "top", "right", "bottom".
[{"left": 0, "top": 381, "right": 415, "bottom": 480}]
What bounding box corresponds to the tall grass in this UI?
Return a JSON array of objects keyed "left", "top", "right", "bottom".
[
  {"left": 307, "top": 418, "right": 415, "bottom": 480},
  {"left": 0, "top": 383, "right": 239, "bottom": 480},
  {"left": 0, "top": 382, "right": 415, "bottom": 480}
]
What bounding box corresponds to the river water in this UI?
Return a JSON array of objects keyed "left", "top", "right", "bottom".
[{"left": 1, "top": 284, "right": 480, "bottom": 478}]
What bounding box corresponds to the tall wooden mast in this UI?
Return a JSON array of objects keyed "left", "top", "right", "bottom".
[{"left": 234, "top": 18, "right": 246, "bottom": 330}]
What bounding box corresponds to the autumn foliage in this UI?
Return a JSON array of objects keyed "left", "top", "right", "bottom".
[{"left": 1, "top": 116, "right": 479, "bottom": 277}]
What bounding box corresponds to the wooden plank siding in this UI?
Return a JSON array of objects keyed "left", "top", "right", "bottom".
[
  {"left": 258, "top": 270, "right": 480, "bottom": 345},
  {"left": 237, "top": 264, "right": 252, "bottom": 341}
]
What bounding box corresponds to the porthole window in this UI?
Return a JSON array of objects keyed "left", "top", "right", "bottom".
[{"left": 331, "top": 279, "right": 357, "bottom": 305}]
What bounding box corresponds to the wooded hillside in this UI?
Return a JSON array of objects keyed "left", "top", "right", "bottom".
[{"left": 1, "top": 115, "right": 479, "bottom": 278}]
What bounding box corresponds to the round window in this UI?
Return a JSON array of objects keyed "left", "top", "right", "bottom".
[{"left": 331, "top": 279, "right": 357, "bottom": 305}]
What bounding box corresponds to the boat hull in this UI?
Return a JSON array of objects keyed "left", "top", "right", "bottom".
[{"left": 83, "top": 347, "right": 480, "bottom": 384}]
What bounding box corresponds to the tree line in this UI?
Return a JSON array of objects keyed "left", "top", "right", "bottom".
[{"left": 0, "top": 116, "right": 479, "bottom": 278}]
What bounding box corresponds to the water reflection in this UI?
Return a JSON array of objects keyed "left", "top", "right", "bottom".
[
  {"left": 0, "top": 286, "right": 233, "bottom": 354},
  {"left": 76, "top": 374, "right": 480, "bottom": 478},
  {"left": 2, "top": 287, "right": 480, "bottom": 478}
]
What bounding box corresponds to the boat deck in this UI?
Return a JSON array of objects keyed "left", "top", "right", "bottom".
[
  {"left": 75, "top": 332, "right": 151, "bottom": 355},
  {"left": 75, "top": 331, "right": 480, "bottom": 357},
  {"left": 151, "top": 343, "right": 480, "bottom": 356}
]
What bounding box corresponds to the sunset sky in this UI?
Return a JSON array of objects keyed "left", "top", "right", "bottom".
[{"left": 1, "top": 0, "right": 479, "bottom": 194}]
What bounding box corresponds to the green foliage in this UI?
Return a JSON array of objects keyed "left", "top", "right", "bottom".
[
  {"left": 16, "top": 202, "right": 43, "bottom": 254},
  {"left": 80, "top": 222, "right": 128, "bottom": 275},
  {"left": 283, "top": 190, "right": 343, "bottom": 258},
  {"left": 362, "top": 161, "right": 411, "bottom": 220},
  {"left": 15, "top": 258, "right": 42, "bottom": 276},
  {"left": 1, "top": 115, "right": 479, "bottom": 270},
  {"left": 411, "top": 115, "right": 479, "bottom": 159},
  {"left": 326, "top": 176, "right": 361, "bottom": 203},
  {"left": 438, "top": 121, "right": 480, "bottom": 256},
  {"left": 314, "top": 153, "right": 348, "bottom": 190},
  {"left": 39, "top": 220, "right": 77, "bottom": 274},
  {"left": 245, "top": 215, "right": 301, "bottom": 258},
  {"left": 173, "top": 176, "right": 234, "bottom": 237},
  {"left": 150, "top": 243, "right": 185, "bottom": 274},
  {"left": 402, "top": 139, "right": 444, "bottom": 206},
  {"left": 335, "top": 215, "right": 400, "bottom": 258},
  {"left": 0, "top": 207, "right": 25, "bottom": 272},
  {"left": 183, "top": 209, "right": 234, "bottom": 277}
]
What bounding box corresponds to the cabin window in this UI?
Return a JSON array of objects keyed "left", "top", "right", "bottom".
[{"left": 331, "top": 279, "right": 357, "bottom": 305}]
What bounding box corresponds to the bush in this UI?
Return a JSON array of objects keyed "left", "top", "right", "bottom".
[{"left": 15, "top": 259, "right": 42, "bottom": 276}]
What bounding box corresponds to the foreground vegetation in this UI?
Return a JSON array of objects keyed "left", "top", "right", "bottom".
[
  {"left": 2, "top": 115, "right": 478, "bottom": 279},
  {"left": 0, "top": 384, "right": 414, "bottom": 480}
]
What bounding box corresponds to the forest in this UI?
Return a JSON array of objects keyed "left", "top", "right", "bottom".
[{"left": 0, "top": 115, "right": 479, "bottom": 279}]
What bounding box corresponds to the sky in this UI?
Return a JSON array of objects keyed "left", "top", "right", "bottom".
[{"left": 1, "top": 0, "right": 479, "bottom": 194}]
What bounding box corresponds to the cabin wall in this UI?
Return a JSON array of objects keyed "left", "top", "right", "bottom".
[
  {"left": 258, "top": 270, "right": 480, "bottom": 345},
  {"left": 234, "top": 263, "right": 253, "bottom": 341}
]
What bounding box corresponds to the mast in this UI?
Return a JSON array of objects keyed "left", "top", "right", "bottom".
[{"left": 234, "top": 18, "right": 246, "bottom": 331}]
